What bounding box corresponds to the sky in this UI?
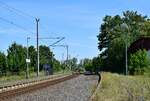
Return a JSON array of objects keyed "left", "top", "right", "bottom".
[{"left": 0, "top": 0, "right": 150, "bottom": 61}]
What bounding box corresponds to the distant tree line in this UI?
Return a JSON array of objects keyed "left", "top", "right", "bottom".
[
  {"left": 0, "top": 42, "right": 62, "bottom": 76},
  {"left": 77, "top": 57, "right": 103, "bottom": 73},
  {"left": 97, "top": 10, "right": 150, "bottom": 75}
]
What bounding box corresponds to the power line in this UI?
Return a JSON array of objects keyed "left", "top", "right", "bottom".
[
  {"left": 0, "top": 0, "right": 35, "bottom": 20},
  {"left": 40, "top": 23, "right": 61, "bottom": 37},
  {"left": 49, "top": 37, "right": 65, "bottom": 46},
  {"left": 30, "top": 37, "right": 65, "bottom": 47},
  {"left": 27, "top": 37, "right": 65, "bottom": 40},
  {"left": 0, "top": 4, "right": 32, "bottom": 21},
  {"left": 0, "top": 1, "right": 62, "bottom": 37},
  {"left": 39, "top": 37, "right": 65, "bottom": 40},
  {"left": 49, "top": 44, "right": 69, "bottom": 69},
  {"left": 0, "top": 1, "right": 65, "bottom": 50},
  {"left": 0, "top": 1, "right": 36, "bottom": 35},
  {"left": 0, "top": 16, "right": 34, "bottom": 34}
]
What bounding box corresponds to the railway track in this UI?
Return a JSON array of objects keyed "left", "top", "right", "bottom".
[
  {"left": 0, "top": 73, "right": 71, "bottom": 92},
  {"left": 0, "top": 73, "right": 79, "bottom": 100}
]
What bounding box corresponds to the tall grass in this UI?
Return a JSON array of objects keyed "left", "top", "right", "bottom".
[{"left": 91, "top": 72, "right": 150, "bottom": 101}]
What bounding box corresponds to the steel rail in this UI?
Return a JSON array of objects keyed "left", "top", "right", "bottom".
[{"left": 0, "top": 73, "right": 79, "bottom": 100}]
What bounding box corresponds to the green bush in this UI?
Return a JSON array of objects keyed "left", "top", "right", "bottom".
[
  {"left": 129, "top": 49, "right": 150, "bottom": 75},
  {"left": 0, "top": 52, "right": 7, "bottom": 75},
  {"left": 85, "top": 63, "right": 93, "bottom": 71}
]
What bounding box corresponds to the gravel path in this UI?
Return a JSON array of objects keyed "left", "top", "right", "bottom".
[{"left": 6, "top": 75, "right": 98, "bottom": 101}]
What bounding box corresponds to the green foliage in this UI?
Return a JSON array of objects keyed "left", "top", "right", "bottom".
[
  {"left": 92, "top": 57, "right": 103, "bottom": 72},
  {"left": 85, "top": 61, "right": 93, "bottom": 71},
  {"left": 67, "top": 57, "right": 78, "bottom": 71},
  {"left": 28, "top": 45, "right": 61, "bottom": 72},
  {"left": 0, "top": 42, "right": 62, "bottom": 76},
  {"left": 81, "top": 58, "right": 92, "bottom": 71},
  {"left": 79, "top": 57, "right": 103, "bottom": 72},
  {"left": 107, "top": 37, "right": 126, "bottom": 73},
  {"left": 71, "top": 58, "right": 78, "bottom": 71},
  {"left": 77, "top": 59, "right": 86, "bottom": 72},
  {"left": 53, "top": 59, "right": 61, "bottom": 72},
  {"left": 0, "top": 52, "right": 7, "bottom": 75},
  {"left": 39, "top": 45, "right": 53, "bottom": 70},
  {"left": 98, "top": 10, "right": 150, "bottom": 73},
  {"left": 28, "top": 46, "right": 36, "bottom": 72},
  {"left": 7, "top": 42, "right": 26, "bottom": 74},
  {"left": 129, "top": 49, "right": 150, "bottom": 75}
]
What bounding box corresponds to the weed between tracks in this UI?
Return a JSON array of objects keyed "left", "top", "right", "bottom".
[{"left": 91, "top": 72, "right": 150, "bottom": 101}]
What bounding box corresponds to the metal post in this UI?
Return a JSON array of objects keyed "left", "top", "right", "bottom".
[
  {"left": 125, "top": 33, "right": 128, "bottom": 75},
  {"left": 51, "top": 53, "right": 54, "bottom": 75},
  {"left": 26, "top": 37, "right": 30, "bottom": 79},
  {"left": 121, "top": 23, "right": 129, "bottom": 75},
  {"left": 66, "top": 45, "right": 68, "bottom": 62},
  {"left": 36, "top": 18, "right": 40, "bottom": 77},
  {"left": 66, "top": 45, "right": 69, "bottom": 70}
]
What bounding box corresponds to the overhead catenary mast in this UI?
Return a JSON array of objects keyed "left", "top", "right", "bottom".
[{"left": 36, "top": 18, "right": 40, "bottom": 77}]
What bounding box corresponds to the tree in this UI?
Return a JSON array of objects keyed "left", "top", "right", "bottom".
[
  {"left": 81, "top": 58, "right": 93, "bottom": 71},
  {"left": 71, "top": 57, "right": 78, "bottom": 71},
  {"left": 92, "top": 57, "right": 103, "bottom": 72},
  {"left": 0, "top": 52, "right": 7, "bottom": 75},
  {"left": 98, "top": 10, "right": 150, "bottom": 73},
  {"left": 7, "top": 42, "right": 26, "bottom": 74},
  {"left": 129, "top": 49, "right": 150, "bottom": 75},
  {"left": 107, "top": 37, "right": 126, "bottom": 73},
  {"left": 84, "top": 61, "right": 92, "bottom": 72},
  {"left": 79, "top": 57, "right": 103, "bottom": 72},
  {"left": 28, "top": 46, "right": 36, "bottom": 72},
  {"left": 39, "top": 45, "right": 53, "bottom": 71},
  {"left": 53, "top": 58, "right": 61, "bottom": 72},
  {"left": 67, "top": 57, "right": 78, "bottom": 71},
  {"left": 77, "top": 60, "right": 85, "bottom": 72},
  {"left": 28, "top": 45, "right": 61, "bottom": 73}
]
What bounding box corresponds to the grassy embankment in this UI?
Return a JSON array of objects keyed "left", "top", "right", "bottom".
[{"left": 91, "top": 72, "right": 150, "bottom": 101}]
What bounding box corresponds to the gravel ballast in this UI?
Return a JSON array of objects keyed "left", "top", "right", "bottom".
[{"left": 7, "top": 75, "right": 98, "bottom": 101}]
